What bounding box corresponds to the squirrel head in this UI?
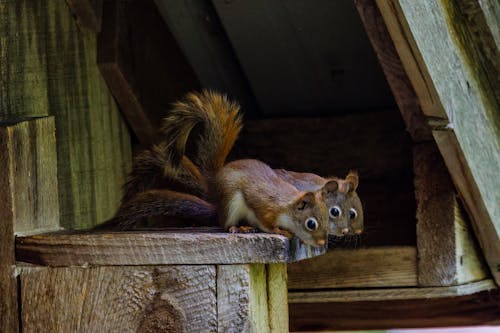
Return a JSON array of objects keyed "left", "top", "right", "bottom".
[
  {"left": 324, "top": 171, "right": 363, "bottom": 237},
  {"left": 282, "top": 191, "right": 329, "bottom": 247}
]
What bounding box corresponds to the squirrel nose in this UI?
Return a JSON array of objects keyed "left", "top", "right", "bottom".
[
  {"left": 341, "top": 228, "right": 350, "bottom": 235},
  {"left": 317, "top": 239, "right": 326, "bottom": 246}
]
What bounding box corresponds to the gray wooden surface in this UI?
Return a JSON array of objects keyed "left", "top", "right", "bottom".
[{"left": 16, "top": 229, "right": 326, "bottom": 266}]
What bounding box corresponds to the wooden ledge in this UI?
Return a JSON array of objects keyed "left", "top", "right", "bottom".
[
  {"left": 15, "top": 228, "right": 326, "bottom": 267},
  {"left": 288, "top": 279, "right": 497, "bottom": 303}
]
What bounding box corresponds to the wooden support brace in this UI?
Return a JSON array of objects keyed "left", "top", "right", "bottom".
[
  {"left": 413, "top": 142, "right": 487, "bottom": 286},
  {"left": 0, "top": 117, "right": 61, "bottom": 332}
]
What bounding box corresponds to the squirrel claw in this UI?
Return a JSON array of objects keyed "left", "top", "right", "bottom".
[
  {"left": 228, "top": 226, "right": 258, "bottom": 234},
  {"left": 272, "top": 227, "right": 294, "bottom": 239}
]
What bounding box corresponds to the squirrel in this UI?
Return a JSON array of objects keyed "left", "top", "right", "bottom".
[
  {"left": 274, "top": 169, "right": 364, "bottom": 237},
  {"left": 98, "top": 90, "right": 332, "bottom": 246}
]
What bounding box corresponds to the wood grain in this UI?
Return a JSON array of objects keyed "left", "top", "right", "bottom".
[
  {"left": 354, "top": 0, "right": 432, "bottom": 142},
  {"left": 20, "top": 265, "right": 217, "bottom": 332},
  {"left": 217, "top": 264, "right": 269, "bottom": 333},
  {"left": 289, "top": 288, "right": 500, "bottom": 331},
  {"left": 16, "top": 229, "right": 325, "bottom": 266},
  {"left": 65, "top": 0, "right": 103, "bottom": 32},
  {"left": 413, "top": 142, "right": 487, "bottom": 286},
  {"left": 378, "top": 0, "right": 500, "bottom": 284},
  {"left": 0, "top": 0, "right": 132, "bottom": 230},
  {"left": 287, "top": 246, "right": 417, "bottom": 289},
  {"left": 289, "top": 279, "right": 497, "bottom": 303},
  {"left": 98, "top": 0, "right": 199, "bottom": 146},
  {"left": 266, "top": 263, "right": 289, "bottom": 333}
]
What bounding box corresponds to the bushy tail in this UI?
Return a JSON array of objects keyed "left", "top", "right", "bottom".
[
  {"left": 95, "top": 189, "right": 217, "bottom": 230},
  {"left": 161, "top": 90, "right": 243, "bottom": 175},
  {"left": 121, "top": 143, "right": 207, "bottom": 204}
]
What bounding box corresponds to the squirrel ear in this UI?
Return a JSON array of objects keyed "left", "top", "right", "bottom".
[
  {"left": 345, "top": 170, "right": 359, "bottom": 192},
  {"left": 295, "top": 192, "right": 315, "bottom": 211},
  {"left": 323, "top": 179, "right": 339, "bottom": 194}
]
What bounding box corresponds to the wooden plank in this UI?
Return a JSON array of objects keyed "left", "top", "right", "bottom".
[
  {"left": 98, "top": 0, "right": 199, "bottom": 146},
  {"left": 16, "top": 229, "right": 326, "bottom": 266},
  {"left": 20, "top": 265, "right": 217, "bottom": 332},
  {"left": 65, "top": 0, "right": 103, "bottom": 32},
  {"left": 0, "top": 117, "right": 61, "bottom": 235},
  {"left": 230, "top": 111, "right": 418, "bottom": 248},
  {"left": 289, "top": 288, "right": 500, "bottom": 331},
  {"left": 353, "top": 0, "right": 432, "bottom": 142},
  {"left": 377, "top": 0, "right": 500, "bottom": 285},
  {"left": 153, "top": 0, "right": 258, "bottom": 115},
  {"left": 414, "top": 142, "right": 487, "bottom": 286},
  {"left": 287, "top": 246, "right": 417, "bottom": 289},
  {"left": 289, "top": 279, "right": 497, "bottom": 303},
  {"left": 266, "top": 263, "right": 289, "bottom": 333},
  {"left": 211, "top": 0, "right": 395, "bottom": 115},
  {"left": 217, "top": 264, "right": 269, "bottom": 333},
  {"left": 0, "top": 0, "right": 132, "bottom": 230}
]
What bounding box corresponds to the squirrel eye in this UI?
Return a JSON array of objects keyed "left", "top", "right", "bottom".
[
  {"left": 329, "top": 206, "right": 341, "bottom": 218},
  {"left": 304, "top": 218, "right": 318, "bottom": 231},
  {"left": 349, "top": 208, "right": 357, "bottom": 220}
]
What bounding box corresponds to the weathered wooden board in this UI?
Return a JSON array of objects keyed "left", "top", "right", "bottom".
[
  {"left": 98, "top": 0, "right": 199, "bottom": 145},
  {"left": 65, "top": 0, "right": 103, "bottom": 32},
  {"left": 0, "top": 117, "right": 60, "bottom": 234},
  {"left": 289, "top": 288, "right": 500, "bottom": 331},
  {"left": 0, "top": 0, "right": 132, "bottom": 230},
  {"left": 217, "top": 264, "right": 269, "bottom": 333},
  {"left": 20, "top": 265, "right": 217, "bottom": 332},
  {"left": 153, "top": 0, "right": 258, "bottom": 115},
  {"left": 413, "top": 142, "right": 487, "bottom": 286},
  {"left": 353, "top": 0, "right": 431, "bottom": 142},
  {"left": 16, "top": 229, "right": 326, "bottom": 266},
  {"left": 211, "top": 0, "right": 395, "bottom": 115},
  {"left": 266, "top": 263, "right": 289, "bottom": 333},
  {"left": 377, "top": 0, "right": 500, "bottom": 284},
  {"left": 289, "top": 279, "right": 497, "bottom": 303},
  {"left": 287, "top": 246, "right": 417, "bottom": 289}
]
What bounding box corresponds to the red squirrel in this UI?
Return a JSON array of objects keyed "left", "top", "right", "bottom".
[
  {"left": 98, "top": 91, "right": 332, "bottom": 246},
  {"left": 274, "top": 169, "right": 364, "bottom": 237}
]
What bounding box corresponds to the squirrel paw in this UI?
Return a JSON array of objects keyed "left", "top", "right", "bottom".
[
  {"left": 228, "top": 226, "right": 259, "bottom": 234},
  {"left": 272, "top": 227, "right": 294, "bottom": 239}
]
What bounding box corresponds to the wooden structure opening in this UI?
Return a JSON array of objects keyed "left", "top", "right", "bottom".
[{"left": 1, "top": 0, "right": 498, "bottom": 332}]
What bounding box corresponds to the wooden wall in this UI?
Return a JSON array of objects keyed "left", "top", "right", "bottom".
[{"left": 0, "top": 0, "right": 132, "bottom": 229}]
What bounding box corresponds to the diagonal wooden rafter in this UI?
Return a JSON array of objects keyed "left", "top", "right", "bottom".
[{"left": 373, "top": 0, "right": 500, "bottom": 285}]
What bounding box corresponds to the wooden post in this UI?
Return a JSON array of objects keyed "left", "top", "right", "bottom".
[
  {"left": 0, "top": 117, "right": 61, "bottom": 332},
  {"left": 65, "top": 0, "right": 103, "bottom": 32},
  {"left": 413, "top": 142, "right": 487, "bottom": 286}
]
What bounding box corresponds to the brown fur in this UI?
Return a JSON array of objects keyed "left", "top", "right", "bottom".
[{"left": 275, "top": 169, "right": 364, "bottom": 237}]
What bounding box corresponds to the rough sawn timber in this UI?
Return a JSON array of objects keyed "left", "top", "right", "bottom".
[
  {"left": 16, "top": 229, "right": 326, "bottom": 266},
  {"left": 377, "top": 0, "right": 500, "bottom": 285},
  {"left": 20, "top": 265, "right": 217, "bottom": 332}
]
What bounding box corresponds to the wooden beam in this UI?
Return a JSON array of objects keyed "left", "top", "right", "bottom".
[
  {"left": 289, "top": 288, "right": 500, "bottom": 331},
  {"left": 153, "top": 0, "right": 258, "bottom": 115},
  {"left": 0, "top": 0, "right": 132, "bottom": 230},
  {"left": 353, "top": 0, "right": 432, "bottom": 142},
  {"left": 20, "top": 265, "right": 217, "bottom": 331},
  {"left": 65, "top": 0, "right": 103, "bottom": 32},
  {"left": 266, "top": 264, "right": 289, "bottom": 333},
  {"left": 289, "top": 279, "right": 497, "bottom": 303},
  {"left": 288, "top": 246, "right": 417, "bottom": 290},
  {"left": 414, "top": 142, "right": 487, "bottom": 286},
  {"left": 98, "top": 0, "right": 199, "bottom": 146},
  {"left": 16, "top": 229, "right": 326, "bottom": 266},
  {"left": 377, "top": 0, "right": 500, "bottom": 285}
]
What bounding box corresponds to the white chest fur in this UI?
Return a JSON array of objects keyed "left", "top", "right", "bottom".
[{"left": 224, "top": 191, "right": 264, "bottom": 230}]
